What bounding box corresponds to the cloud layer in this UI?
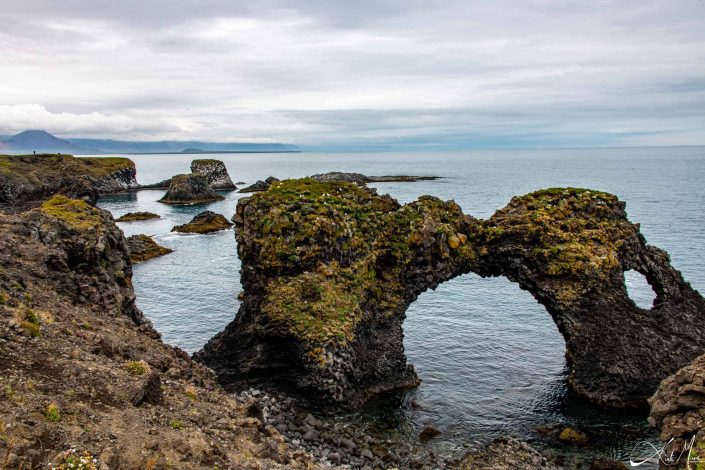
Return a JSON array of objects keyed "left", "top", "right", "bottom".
[{"left": 1, "top": 1, "right": 704, "bottom": 148}]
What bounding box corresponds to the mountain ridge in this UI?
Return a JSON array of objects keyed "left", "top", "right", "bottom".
[{"left": 0, "top": 130, "right": 299, "bottom": 154}]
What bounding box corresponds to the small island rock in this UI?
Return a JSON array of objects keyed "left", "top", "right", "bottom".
[
  {"left": 158, "top": 173, "right": 224, "bottom": 205},
  {"left": 238, "top": 177, "right": 279, "bottom": 193},
  {"left": 126, "top": 234, "right": 173, "bottom": 262},
  {"left": 116, "top": 211, "right": 161, "bottom": 222},
  {"left": 191, "top": 159, "right": 237, "bottom": 190},
  {"left": 171, "top": 210, "right": 233, "bottom": 234},
  {"left": 310, "top": 171, "right": 439, "bottom": 184}
]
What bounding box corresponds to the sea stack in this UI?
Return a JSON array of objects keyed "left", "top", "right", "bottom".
[
  {"left": 158, "top": 173, "right": 224, "bottom": 205},
  {"left": 190, "top": 159, "right": 237, "bottom": 190}
]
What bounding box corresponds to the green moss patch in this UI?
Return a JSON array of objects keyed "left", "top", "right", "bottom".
[
  {"left": 483, "top": 188, "right": 634, "bottom": 304},
  {"left": 39, "top": 195, "right": 103, "bottom": 230}
]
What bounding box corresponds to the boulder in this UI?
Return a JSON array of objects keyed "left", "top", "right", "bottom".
[
  {"left": 196, "top": 180, "right": 705, "bottom": 411},
  {"left": 171, "top": 211, "right": 233, "bottom": 234},
  {"left": 126, "top": 234, "right": 173, "bottom": 263},
  {"left": 158, "top": 173, "right": 224, "bottom": 205},
  {"left": 190, "top": 159, "right": 237, "bottom": 190},
  {"left": 116, "top": 211, "right": 160, "bottom": 222},
  {"left": 649, "top": 353, "right": 705, "bottom": 447}
]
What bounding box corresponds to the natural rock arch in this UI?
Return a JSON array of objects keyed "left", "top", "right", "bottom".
[{"left": 195, "top": 180, "right": 705, "bottom": 410}]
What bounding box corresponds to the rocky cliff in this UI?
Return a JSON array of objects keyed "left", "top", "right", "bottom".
[
  {"left": 0, "top": 154, "right": 140, "bottom": 210},
  {"left": 0, "top": 195, "right": 318, "bottom": 469},
  {"left": 196, "top": 180, "right": 705, "bottom": 410},
  {"left": 190, "top": 159, "right": 237, "bottom": 190}
]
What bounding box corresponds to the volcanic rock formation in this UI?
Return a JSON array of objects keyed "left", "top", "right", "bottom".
[
  {"left": 158, "top": 173, "right": 224, "bottom": 205},
  {"left": 197, "top": 179, "right": 705, "bottom": 410},
  {"left": 190, "top": 159, "right": 237, "bottom": 190}
]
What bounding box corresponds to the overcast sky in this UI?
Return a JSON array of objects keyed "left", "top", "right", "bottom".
[{"left": 1, "top": 0, "right": 704, "bottom": 149}]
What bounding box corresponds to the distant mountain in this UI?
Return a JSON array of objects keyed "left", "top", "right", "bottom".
[
  {"left": 0, "top": 130, "right": 300, "bottom": 155},
  {"left": 66, "top": 138, "right": 299, "bottom": 154},
  {"left": 1, "top": 130, "right": 89, "bottom": 154}
]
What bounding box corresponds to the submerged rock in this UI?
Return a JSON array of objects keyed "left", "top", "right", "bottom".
[
  {"left": 158, "top": 173, "right": 224, "bottom": 205},
  {"left": 116, "top": 211, "right": 160, "bottom": 222},
  {"left": 557, "top": 427, "right": 588, "bottom": 446},
  {"left": 196, "top": 179, "right": 705, "bottom": 411},
  {"left": 191, "top": 159, "right": 237, "bottom": 190},
  {"left": 419, "top": 425, "right": 441, "bottom": 441},
  {"left": 126, "top": 234, "right": 173, "bottom": 262},
  {"left": 171, "top": 210, "right": 233, "bottom": 234}
]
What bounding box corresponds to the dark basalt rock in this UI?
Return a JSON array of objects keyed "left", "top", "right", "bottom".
[
  {"left": 158, "top": 173, "right": 224, "bottom": 205},
  {"left": 196, "top": 180, "right": 705, "bottom": 411},
  {"left": 171, "top": 210, "right": 233, "bottom": 234},
  {"left": 238, "top": 177, "right": 280, "bottom": 193},
  {"left": 141, "top": 178, "right": 172, "bottom": 190},
  {"left": 190, "top": 159, "right": 237, "bottom": 190},
  {"left": 126, "top": 234, "right": 173, "bottom": 263}
]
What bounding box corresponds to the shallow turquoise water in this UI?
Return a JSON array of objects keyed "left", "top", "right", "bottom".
[{"left": 97, "top": 147, "right": 705, "bottom": 466}]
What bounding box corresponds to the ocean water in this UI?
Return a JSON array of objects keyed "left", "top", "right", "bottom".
[{"left": 97, "top": 147, "right": 705, "bottom": 466}]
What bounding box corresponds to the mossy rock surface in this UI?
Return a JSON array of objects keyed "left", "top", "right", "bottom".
[
  {"left": 171, "top": 211, "right": 233, "bottom": 234},
  {"left": 116, "top": 211, "right": 161, "bottom": 222},
  {"left": 39, "top": 195, "right": 103, "bottom": 231}
]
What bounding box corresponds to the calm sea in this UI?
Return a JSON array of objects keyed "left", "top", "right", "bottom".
[{"left": 97, "top": 147, "right": 705, "bottom": 467}]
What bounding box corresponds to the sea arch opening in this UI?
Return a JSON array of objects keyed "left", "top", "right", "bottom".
[{"left": 401, "top": 272, "right": 566, "bottom": 433}]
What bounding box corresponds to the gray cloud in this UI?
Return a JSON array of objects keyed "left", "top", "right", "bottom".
[{"left": 0, "top": 0, "right": 704, "bottom": 147}]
